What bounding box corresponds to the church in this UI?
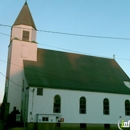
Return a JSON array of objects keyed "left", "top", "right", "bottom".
[{"left": 2, "top": 2, "right": 130, "bottom": 130}]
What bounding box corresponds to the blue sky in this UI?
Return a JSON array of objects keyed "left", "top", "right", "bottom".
[{"left": 0, "top": 0, "right": 130, "bottom": 103}]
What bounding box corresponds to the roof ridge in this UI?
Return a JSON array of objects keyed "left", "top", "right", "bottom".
[{"left": 37, "top": 48, "right": 113, "bottom": 60}]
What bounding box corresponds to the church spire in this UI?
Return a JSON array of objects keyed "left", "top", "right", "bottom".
[
  {"left": 25, "top": 0, "right": 27, "bottom": 4},
  {"left": 13, "top": 2, "right": 37, "bottom": 30}
]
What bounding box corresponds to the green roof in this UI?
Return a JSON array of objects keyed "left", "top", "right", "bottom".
[
  {"left": 13, "top": 2, "right": 36, "bottom": 30},
  {"left": 24, "top": 48, "right": 130, "bottom": 95}
]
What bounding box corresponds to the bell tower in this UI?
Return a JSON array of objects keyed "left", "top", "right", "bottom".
[
  {"left": 11, "top": 1, "right": 37, "bottom": 42},
  {"left": 5, "top": 2, "right": 37, "bottom": 113}
]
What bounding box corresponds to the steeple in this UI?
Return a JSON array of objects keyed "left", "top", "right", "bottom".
[
  {"left": 5, "top": 1, "right": 37, "bottom": 113},
  {"left": 13, "top": 2, "right": 36, "bottom": 30}
]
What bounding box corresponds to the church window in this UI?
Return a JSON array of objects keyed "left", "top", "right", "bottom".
[
  {"left": 37, "top": 88, "right": 43, "bottom": 96},
  {"left": 79, "top": 97, "right": 86, "bottom": 114},
  {"left": 22, "top": 31, "right": 29, "bottom": 41},
  {"left": 53, "top": 95, "right": 61, "bottom": 113},
  {"left": 125, "top": 100, "right": 130, "bottom": 115},
  {"left": 103, "top": 98, "right": 109, "bottom": 115}
]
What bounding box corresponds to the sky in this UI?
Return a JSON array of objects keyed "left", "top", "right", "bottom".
[{"left": 0, "top": 0, "right": 130, "bottom": 103}]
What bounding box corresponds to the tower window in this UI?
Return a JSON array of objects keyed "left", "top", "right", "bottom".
[{"left": 22, "top": 31, "right": 29, "bottom": 41}]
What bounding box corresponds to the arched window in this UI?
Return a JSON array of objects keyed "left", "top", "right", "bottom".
[
  {"left": 103, "top": 98, "right": 109, "bottom": 115},
  {"left": 125, "top": 100, "right": 130, "bottom": 115},
  {"left": 79, "top": 97, "right": 86, "bottom": 114},
  {"left": 53, "top": 95, "right": 61, "bottom": 113}
]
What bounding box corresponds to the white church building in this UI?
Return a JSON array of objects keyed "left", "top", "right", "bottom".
[{"left": 3, "top": 2, "right": 130, "bottom": 130}]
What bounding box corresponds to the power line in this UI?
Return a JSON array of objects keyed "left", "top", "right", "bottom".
[
  {"left": 0, "top": 62, "right": 104, "bottom": 91},
  {"left": 1, "top": 31, "right": 130, "bottom": 61},
  {"left": 38, "top": 43, "right": 130, "bottom": 61},
  {"left": 0, "top": 31, "right": 112, "bottom": 59},
  {"left": 0, "top": 58, "right": 122, "bottom": 90},
  {"left": 38, "top": 43, "right": 111, "bottom": 58},
  {"left": 0, "top": 47, "right": 129, "bottom": 92},
  {"left": 0, "top": 32, "right": 10, "bottom": 37},
  {"left": 116, "top": 58, "right": 130, "bottom": 61},
  {"left": 0, "top": 42, "right": 129, "bottom": 96},
  {"left": 1, "top": 23, "right": 130, "bottom": 40},
  {"left": 0, "top": 23, "right": 129, "bottom": 115},
  {"left": 0, "top": 71, "right": 22, "bottom": 88},
  {"left": 0, "top": 71, "right": 122, "bottom": 118},
  {"left": 0, "top": 78, "right": 4, "bottom": 83},
  {"left": 0, "top": 24, "right": 11, "bottom": 28},
  {"left": 38, "top": 30, "right": 130, "bottom": 40},
  {"left": 0, "top": 59, "right": 125, "bottom": 94},
  {"left": 0, "top": 58, "right": 122, "bottom": 84},
  {"left": 0, "top": 72, "right": 22, "bottom": 93},
  {"left": 0, "top": 58, "right": 129, "bottom": 104}
]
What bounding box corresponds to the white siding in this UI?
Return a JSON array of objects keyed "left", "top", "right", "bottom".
[{"left": 27, "top": 88, "right": 130, "bottom": 124}]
